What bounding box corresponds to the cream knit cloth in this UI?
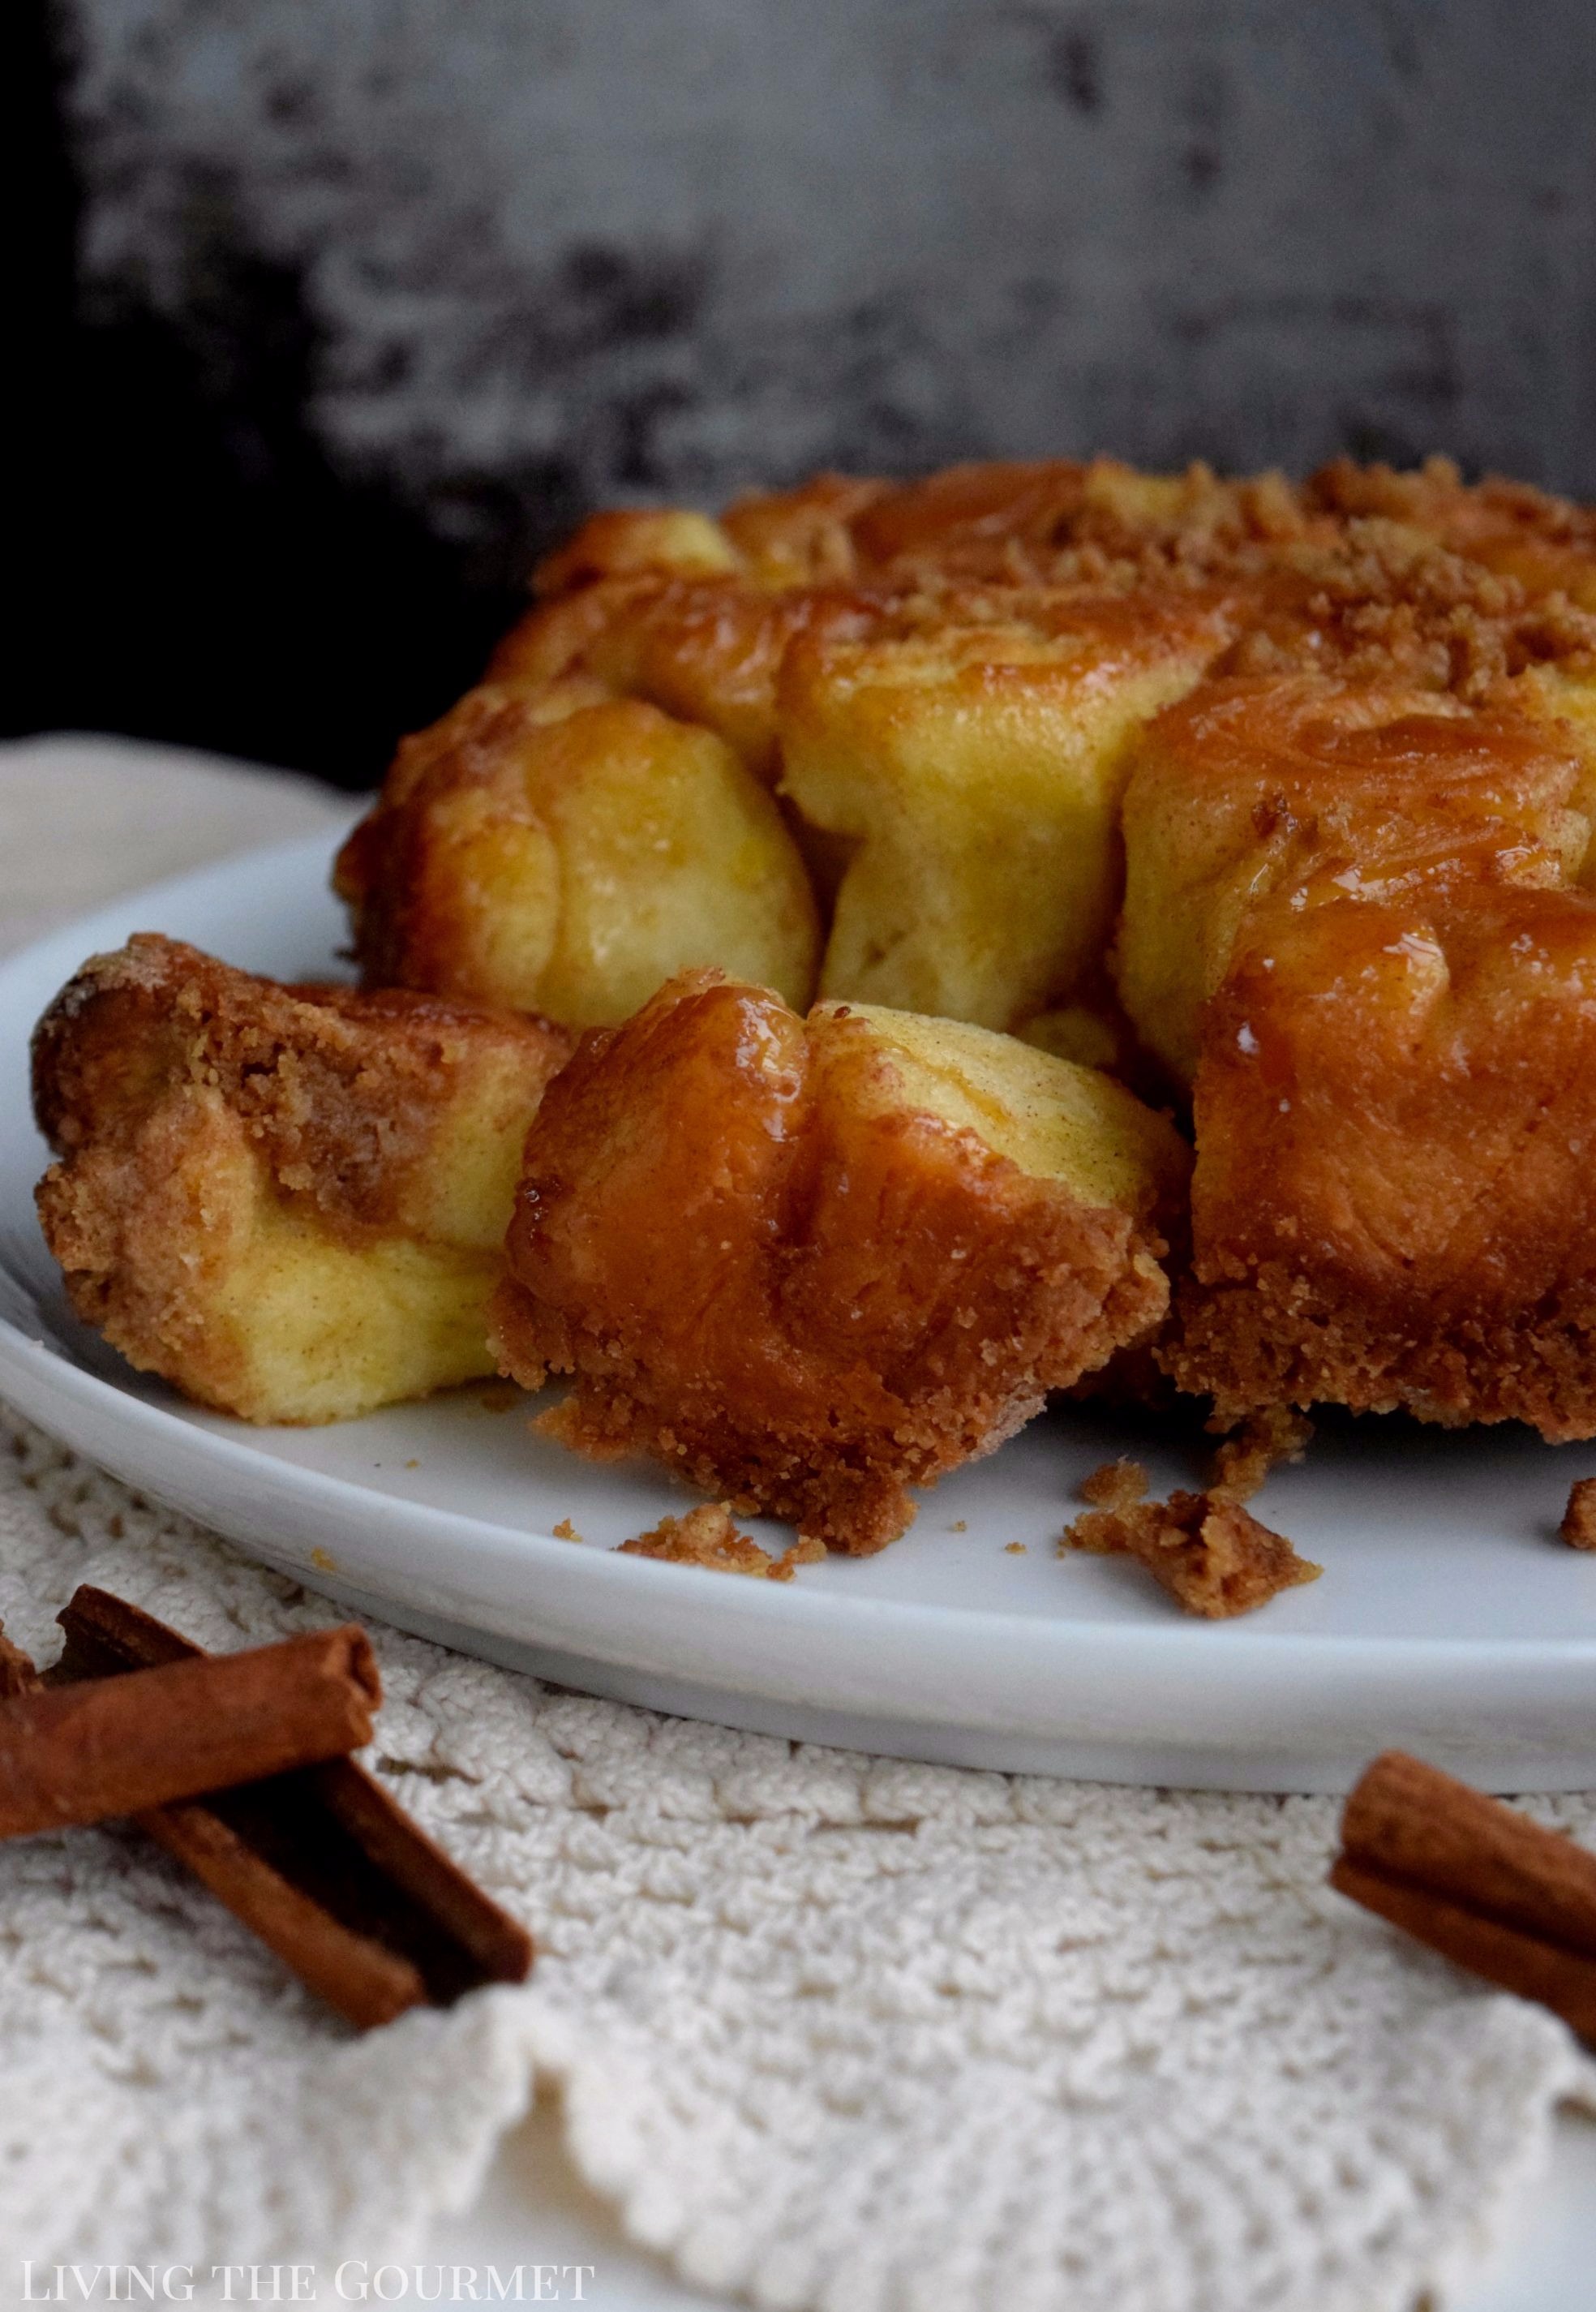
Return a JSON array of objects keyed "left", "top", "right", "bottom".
[{"left": 2, "top": 736, "right": 1594, "bottom": 2308}]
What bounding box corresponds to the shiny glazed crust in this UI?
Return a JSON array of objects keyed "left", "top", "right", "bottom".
[
  {"left": 50, "top": 452, "right": 1596, "bottom": 1461},
  {"left": 474, "top": 456, "right": 1596, "bottom": 1445},
  {"left": 491, "top": 972, "right": 1186, "bottom": 1552},
  {"left": 1164, "top": 883, "right": 1596, "bottom": 1438}
]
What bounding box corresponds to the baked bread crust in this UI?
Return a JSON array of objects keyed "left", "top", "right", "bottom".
[
  {"left": 491, "top": 972, "right": 1187, "bottom": 1552},
  {"left": 1164, "top": 882, "right": 1596, "bottom": 1438},
  {"left": 34, "top": 935, "right": 572, "bottom": 1423},
  {"left": 332, "top": 681, "right": 821, "bottom": 1025},
  {"left": 47, "top": 453, "right": 1596, "bottom": 1460}
]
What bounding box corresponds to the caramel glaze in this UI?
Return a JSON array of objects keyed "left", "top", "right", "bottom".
[
  {"left": 362, "top": 453, "right": 1596, "bottom": 1442},
  {"left": 491, "top": 972, "right": 1178, "bottom": 1554}
]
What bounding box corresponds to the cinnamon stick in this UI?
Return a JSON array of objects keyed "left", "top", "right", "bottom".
[
  {"left": 1330, "top": 1751, "right": 1596, "bottom": 2041},
  {"left": 54, "top": 1587, "right": 532, "bottom": 2026},
  {"left": 0, "top": 1623, "right": 379, "bottom": 1837}
]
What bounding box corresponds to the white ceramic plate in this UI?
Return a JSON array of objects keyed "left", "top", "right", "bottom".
[{"left": 4, "top": 837, "right": 1596, "bottom": 1792}]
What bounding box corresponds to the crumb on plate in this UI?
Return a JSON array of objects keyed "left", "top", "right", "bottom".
[
  {"left": 1061, "top": 1487, "right": 1319, "bottom": 1618},
  {"left": 1560, "top": 1477, "right": 1596, "bottom": 1549},
  {"left": 1207, "top": 1407, "right": 1315, "bottom": 1502},
  {"left": 618, "top": 1502, "right": 827, "bottom": 1579},
  {"left": 1079, "top": 1458, "right": 1149, "bottom": 1513},
  {"left": 551, "top": 1517, "right": 584, "bottom": 1543}
]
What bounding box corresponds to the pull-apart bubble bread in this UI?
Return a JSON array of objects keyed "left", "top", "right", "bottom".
[{"left": 34, "top": 456, "right": 1596, "bottom": 1549}]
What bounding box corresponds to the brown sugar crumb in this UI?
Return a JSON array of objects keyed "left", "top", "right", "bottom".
[
  {"left": 949, "top": 1520, "right": 967, "bottom": 1533},
  {"left": 1559, "top": 1477, "right": 1596, "bottom": 1549},
  {"left": 1208, "top": 1407, "right": 1315, "bottom": 1503},
  {"left": 309, "top": 1546, "right": 340, "bottom": 1575},
  {"left": 551, "top": 1518, "right": 584, "bottom": 1543},
  {"left": 1062, "top": 1488, "right": 1321, "bottom": 1618},
  {"left": 1079, "top": 1458, "right": 1150, "bottom": 1513},
  {"left": 618, "top": 1503, "right": 825, "bottom": 1580},
  {"left": 1004, "top": 1541, "right": 1028, "bottom": 1555}
]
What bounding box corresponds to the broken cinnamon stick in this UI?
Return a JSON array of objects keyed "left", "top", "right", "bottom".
[
  {"left": 1330, "top": 1751, "right": 1596, "bottom": 2041},
  {"left": 54, "top": 1586, "right": 532, "bottom": 2027},
  {"left": 0, "top": 1622, "right": 379, "bottom": 1838}
]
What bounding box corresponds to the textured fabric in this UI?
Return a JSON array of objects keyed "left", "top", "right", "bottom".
[
  {"left": 5, "top": 740, "right": 1596, "bottom": 2307},
  {"left": 0, "top": 733, "right": 348, "bottom": 953},
  {"left": 2, "top": 1420, "right": 1595, "bottom": 2306}
]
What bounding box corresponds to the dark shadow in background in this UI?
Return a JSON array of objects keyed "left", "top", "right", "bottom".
[
  {"left": 7, "top": 4, "right": 525, "bottom": 790},
  {"left": 6, "top": 2, "right": 1594, "bottom": 792}
]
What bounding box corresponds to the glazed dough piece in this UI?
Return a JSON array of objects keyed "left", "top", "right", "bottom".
[
  {"left": 1119, "top": 672, "right": 1596, "bottom": 1436},
  {"left": 489, "top": 572, "right": 882, "bottom": 783},
  {"left": 515, "top": 459, "right": 1281, "bottom": 605},
  {"left": 491, "top": 972, "right": 1190, "bottom": 1554},
  {"left": 334, "top": 681, "right": 821, "bottom": 1025},
  {"left": 531, "top": 506, "right": 743, "bottom": 592},
  {"left": 487, "top": 491, "right": 886, "bottom": 781},
  {"left": 778, "top": 591, "right": 1233, "bottom": 1033},
  {"left": 33, "top": 935, "right": 572, "bottom": 1423},
  {"left": 1115, "top": 673, "right": 1590, "bottom": 1086},
  {"left": 1167, "top": 879, "right": 1596, "bottom": 1439},
  {"left": 719, "top": 474, "right": 891, "bottom": 587},
  {"left": 486, "top": 459, "right": 1310, "bottom": 784}
]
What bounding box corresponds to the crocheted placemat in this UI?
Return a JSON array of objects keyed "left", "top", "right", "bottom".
[{"left": 2, "top": 1410, "right": 1592, "bottom": 2310}]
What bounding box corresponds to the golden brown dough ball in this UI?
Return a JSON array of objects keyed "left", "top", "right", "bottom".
[
  {"left": 335, "top": 681, "right": 821, "bottom": 1025},
  {"left": 778, "top": 591, "right": 1232, "bottom": 1032}
]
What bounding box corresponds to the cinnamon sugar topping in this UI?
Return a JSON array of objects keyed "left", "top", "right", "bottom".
[
  {"left": 1062, "top": 1488, "right": 1320, "bottom": 1618},
  {"left": 1079, "top": 1458, "right": 1150, "bottom": 1513},
  {"left": 619, "top": 1504, "right": 826, "bottom": 1580},
  {"left": 1208, "top": 1408, "right": 1315, "bottom": 1503}
]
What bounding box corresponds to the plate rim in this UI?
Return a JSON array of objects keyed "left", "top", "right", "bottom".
[{"left": 6, "top": 1298, "right": 1596, "bottom": 1671}]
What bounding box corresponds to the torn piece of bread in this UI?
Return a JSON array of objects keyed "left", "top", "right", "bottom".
[
  {"left": 1165, "top": 879, "right": 1596, "bottom": 1438},
  {"left": 1105, "top": 663, "right": 1596, "bottom": 1440},
  {"left": 33, "top": 935, "right": 572, "bottom": 1423},
  {"left": 491, "top": 971, "right": 1191, "bottom": 1554},
  {"left": 778, "top": 591, "right": 1234, "bottom": 1032},
  {"left": 333, "top": 681, "right": 821, "bottom": 1026}
]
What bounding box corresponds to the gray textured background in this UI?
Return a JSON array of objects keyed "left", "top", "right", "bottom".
[
  {"left": 24, "top": 0, "right": 1596, "bottom": 780},
  {"left": 65, "top": 1, "right": 1596, "bottom": 529}
]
